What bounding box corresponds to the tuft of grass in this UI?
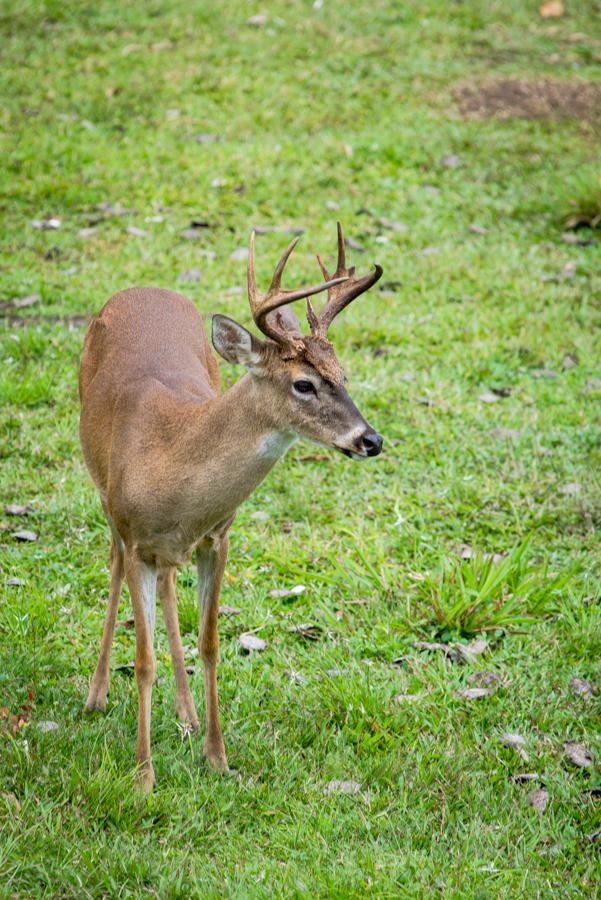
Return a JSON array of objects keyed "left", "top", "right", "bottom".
[{"left": 417, "top": 537, "right": 578, "bottom": 638}]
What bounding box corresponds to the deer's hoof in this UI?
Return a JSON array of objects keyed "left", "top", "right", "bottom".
[
  {"left": 84, "top": 688, "right": 108, "bottom": 714},
  {"left": 135, "top": 763, "right": 155, "bottom": 795},
  {"left": 203, "top": 744, "right": 229, "bottom": 774}
]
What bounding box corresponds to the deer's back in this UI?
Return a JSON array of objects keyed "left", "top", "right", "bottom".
[{"left": 79, "top": 288, "right": 220, "bottom": 495}]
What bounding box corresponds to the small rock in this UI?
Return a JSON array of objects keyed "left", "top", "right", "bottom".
[
  {"left": 586, "top": 378, "right": 601, "bottom": 392},
  {"left": 511, "top": 772, "right": 540, "bottom": 783},
  {"left": 126, "top": 226, "right": 148, "bottom": 237},
  {"left": 414, "top": 641, "right": 461, "bottom": 662},
  {"left": 7, "top": 578, "right": 25, "bottom": 587},
  {"left": 78, "top": 227, "right": 97, "bottom": 238},
  {"left": 197, "top": 249, "right": 216, "bottom": 259},
  {"left": 219, "top": 605, "right": 241, "bottom": 617},
  {"left": 230, "top": 247, "right": 249, "bottom": 261},
  {"left": 531, "top": 368, "right": 559, "bottom": 379},
  {"left": 250, "top": 510, "right": 269, "bottom": 521},
  {"left": 246, "top": 14, "right": 267, "bottom": 26},
  {"left": 393, "top": 692, "right": 421, "bottom": 702},
  {"left": 181, "top": 229, "right": 203, "bottom": 240},
  {"left": 193, "top": 133, "right": 221, "bottom": 144},
  {"left": 559, "top": 483, "right": 581, "bottom": 496},
  {"left": 561, "top": 352, "right": 578, "bottom": 370},
  {"left": 468, "top": 671, "right": 501, "bottom": 687},
  {"left": 479, "top": 391, "right": 499, "bottom": 403},
  {"left": 376, "top": 217, "right": 408, "bottom": 233},
  {"left": 326, "top": 200, "right": 340, "bottom": 211},
  {"left": 344, "top": 236, "right": 366, "bottom": 253},
  {"left": 32, "top": 218, "right": 61, "bottom": 230},
  {"left": 469, "top": 224, "right": 488, "bottom": 235}
]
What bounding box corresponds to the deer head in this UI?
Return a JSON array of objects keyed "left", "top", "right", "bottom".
[{"left": 212, "top": 223, "right": 383, "bottom": 459}]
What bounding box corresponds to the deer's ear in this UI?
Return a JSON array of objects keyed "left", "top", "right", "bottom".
[{"left": 211, "top": 315, "right": 266, "bottom": 368}]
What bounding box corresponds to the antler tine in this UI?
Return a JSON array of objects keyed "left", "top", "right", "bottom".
[
  {"left": 309, "top": 221, "right": 383, "bottom": 339},
  {"left": 247, "top": 229, "right": 349, "bottom": 348}
]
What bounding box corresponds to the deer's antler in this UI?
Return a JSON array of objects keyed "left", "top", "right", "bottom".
[
  {"left": 248, "top": 230, "right": 348, "bottom": 354},
  {"left": 306, "top": 222, "right": 383, "bottom": 340}
]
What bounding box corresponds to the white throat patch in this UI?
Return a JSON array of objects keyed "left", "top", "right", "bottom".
[{"left": 256, "top": 432, "right": 297, "bottom": 460}]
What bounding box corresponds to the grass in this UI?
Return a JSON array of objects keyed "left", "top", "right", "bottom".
[{"left": 1, "top": 0, "right": 600, "bottom": 896}]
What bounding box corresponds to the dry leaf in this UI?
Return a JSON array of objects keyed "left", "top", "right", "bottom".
[
  {"left": 376, "top": 217, "right": 408, "bottom": 233},
  {"left": 468, "top": 671, "right": 501, "bottom": 687},
  {"left": 7, "top": 577, "right": 25, "bottom": 587},
  {"left": 458, "top": 687, "right": 495, "bottom": 700},
  {"left": 37, "top": 720, "right": 59, "bottom": 733},
  {"left": 502, "top": 732, "right": 529, "bottom": 762},
  {"left": 559, "top": 482, "right": 581, "bottom": 495},
  {"left": 414, "top": 641, "right": 461, "bottom": 662},
  {"left": 511, "top": 772, "right": 540, "bottom": 783},
  {"left": 126, "top": 226, "right": 148, "bottom": 238},
  {"left": 393, "top": 692, "right": 421, "bottom": 703},
  {"left": 178, "top": 268, "right": 202, "bottom": 283},
  {"left": 344, "top": 236, "right": 366, "bottom": 253},
  {"left": 561, "top": 232, "right": 594, "bottom": 246},
  {"left": 269, "top": 585, "right": 305, "bottom": 599},
  {"left": 288, "top": 623, "right": 322, "bottom": 641},
  {"left": 230, "top": 247, "right": 249, "bottom": 261},
  {"left": 586, "top": 378, "right": 601, "bottom": 392},
  {"left": 531, "top": 368, "right": 559, "bottom": 379},
  {"left": 529, "top": 788, "right": 549, "bottom": 813},
  {"left": 324, "top": 779, "right": 361, "bottom": 795},
  {"left": 78, "top": 227, "right": 97, "bottom": 238},
  {"left": 564, "top": 740, "right": 593, "bottom": 768},
  {"left": 253, "top": 226, "right": 304, "bottom": 236},
  {"left": 540, "top": 1, "right": 564, "bottom": 18},
  {"left": 326, "top": 200, "right": 340, "bottom": 211},
  {"left": 247, "top": 14, "right": 267, "bottom": 26},
  {"left": 5, "top": 504, "right": 32, "bottom": 516},
  {"left": 239, "top": 633, "right": 267, "bottom": 652},
  {"left": 569, "top": 677, "right": 594, "bottom": 697},
  {"left": 181, "top": 229, "right": 204, "bottom": 240},
  {"left": 469, "top": 224, "right": 488, "bottom": 235},
  {"left": 12, "top": 294, "right": 40, "bottom": 309},
  {"left": 456, "top": 639, "right": 488, "bottom": 662},
  {"left": 219, "top": 605, "right": 241, "bottom": 617},
  {"left": 193, "top": 133, "right": 220, "bottom": 144},
  {"left": 442, "top": 153, "right": 461, "bottom": 168},
  {"left": 1, "top": 791, "right": 21, "bottom": 812},
  {"left": 12, "top": 530, "right": 38, "bottom": 542},
  {"left": 562, "top": 352, "right": 578, "bottom": 370}
]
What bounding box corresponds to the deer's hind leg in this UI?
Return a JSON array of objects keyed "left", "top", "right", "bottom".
[
  {"left": 84, "top": 534, "right": 124, "bottom": 713},
  {"left": 158, "top": 566, "right": 199, "bottom": 733}
]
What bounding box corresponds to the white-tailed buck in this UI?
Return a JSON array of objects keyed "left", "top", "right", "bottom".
[{"left": 79, "top": 223, "right": 383, "bottom": 791}]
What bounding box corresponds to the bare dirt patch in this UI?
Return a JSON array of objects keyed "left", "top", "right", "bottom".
[{"left": 456, "top": 79, "right": 601, "bottom": 122}]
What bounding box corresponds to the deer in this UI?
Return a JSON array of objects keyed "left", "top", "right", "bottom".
[{"left": 79, "top": 222, "right": 383, "bottom": 792}]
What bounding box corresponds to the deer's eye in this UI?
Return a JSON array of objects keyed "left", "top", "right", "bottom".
[{"left": 293, "top": 379, "right": 316, "bottom": 396}]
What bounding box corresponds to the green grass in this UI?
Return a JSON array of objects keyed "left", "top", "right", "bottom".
[{"left": 1, "top": 0, "right": 600, "bottom": 896}]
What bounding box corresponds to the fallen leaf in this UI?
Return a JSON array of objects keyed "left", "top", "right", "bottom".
[
  {"left": 468, "top": 670, "right": 501, "bottom": 687},
  {"left": 7, "top": 577, "right": 25, "bottom": 587},
  {"left": 376, "top": 216, "right": 408, "bottom": 233},
  {"left": 442, "top": 153, "right": 461, "bottom": 168},
  {"left": 5, "top": 504, "right": 32, "bottom": 516},
  {"left": 511, "top": 772, "right": 540, "bottom": 783},
  {"left": 458, "top": 687, "right": 495, "bottom": 700},
  {"left": 326, "top": 200, "right": 340, "bottom": 211},
  {"left": 193, "top": 133, "right": 221, "bottom": 144},
  {"left": 230, "top": 247, "right": 249, "bottom": 261},
  {"left": 78, "top": 227, "right": 97, "bottom": 238},
  {"left": 529, "top": 788, "right": 549, "bottom": 813},
  {"left": 456, "top": 639, "right": 488, "bottom": 662},
  {"left": 178, "top": 268, "right": 202, "bottom": 283},
  {"left": 239, "top": 633, "right": 267, "bottom": 652},
  {"left": 219, "top": 605, "right": 241, "bottom": 617},
  {"left": 531, "top": 368, "right": 559, "bottom": 379},
  {"left": 126, "top": 226, "right": 148, "bottom": 238},
  {"left": 285, "top": 670, "right": 307, "bottom": 685},
  {"left": 323, "top": 779, "right": 361, "bottom": 795},
  {"left": 561, "top": 232, "right": 594, "bottom": 246},
  {"left": 253, "top": 226, "right": 304, "bottom": 236},
  {"left": 393, "top": 692, "right": 421, "bottom": 702},
  {"left": 12, "top": 293, "right": 40, "bottom": 309},
  {"left": 269, "top": 585, "right": 305, "bottom": 599},
  {"left": 492, "top": 427, "right": 521, "bottom": 441},
  {"left": 414, "top": 641, "right": 461, "bottom": 662},
  {"left": 559, "top": 482, "right": 581, "bottom": 495},
  {"left": 569, "top": 677, "right": 594, "bottom": 697},
  {"left": 469, "top": 224, "right": 488, "bottom": 235},
  {"left": 564, "top": 740, "right": 594, "bottom": 768},
  {"left": 181, "top": 229, "right": 204, "bottom": 240},
  {"left": 37, "top": 720, "right": 59, "bottom": 733},
  {"left": 540, "top": 0, "right": 564, "bottom": 18},
  {"left": 288, "top": 623, "right": 322, "bottom": 641},
  {"left": 246, "top": 14, "right": 267, "bottom": 26},
  {"left": 32, "top": 218, "right": 61, "bottom": 230},
  {"left": 502, "top": 732, "right": 529, "bottom": 762},
  {"left": 344, "top": 236, "right": 366, "bottom": 253},
  {"left": 12, "top": 530, "right": 38, "bottom": 542}
]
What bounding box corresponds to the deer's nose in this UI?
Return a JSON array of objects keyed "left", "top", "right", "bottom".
[{"left": 359, "top": 431, "right": 383, "bottom": 457}]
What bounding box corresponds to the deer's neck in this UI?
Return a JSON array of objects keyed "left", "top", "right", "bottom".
[{"left": 182, "top": 374, "right": 296, "bottom": 524}]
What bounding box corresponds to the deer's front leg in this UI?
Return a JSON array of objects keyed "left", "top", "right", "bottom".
[
  {"left": 158, "top": 566, "right": 199, "bottom": 732},
  {"left": 85, "top": 536, "right": 124, "bottom": 714},
  {"left": 125, "top": 549, "right": 158, "bottom": 793},
  {"left": 197, "top": 534, "right": 229, "bottom": 772}
]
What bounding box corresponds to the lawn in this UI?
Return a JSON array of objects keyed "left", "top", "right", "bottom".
[{"left": 0, "top": 0, "right": 600, "bottom": 896}]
